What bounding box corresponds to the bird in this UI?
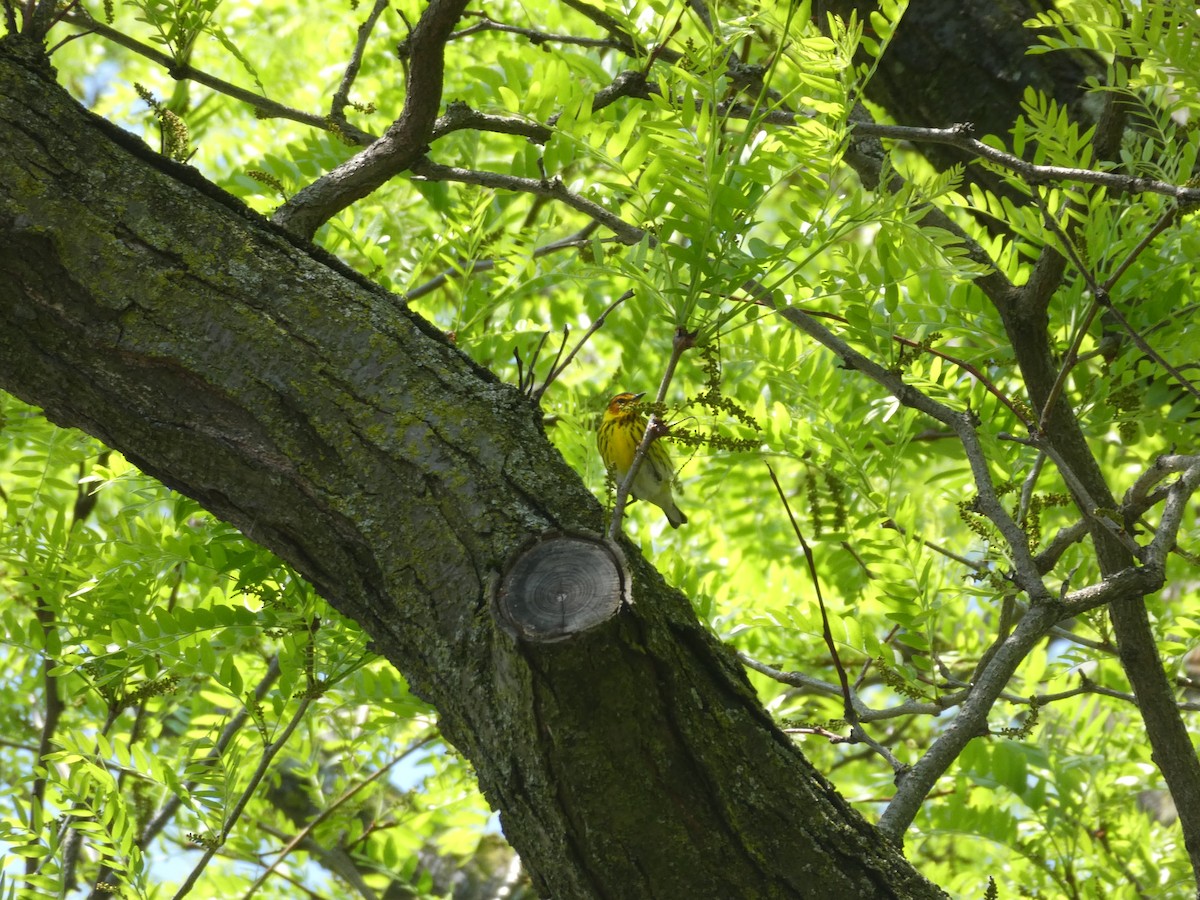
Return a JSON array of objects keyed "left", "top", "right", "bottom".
[{"left": 597, "top": 391, "right": 687, "bottom": 528}]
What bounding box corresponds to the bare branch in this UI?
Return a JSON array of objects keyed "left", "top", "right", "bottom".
[
  {"left": 238, "top": 737, "right": 434, "bottom": 900},
  {"left": 882, "top": 520, "right": 988, "bottom": 573},
  {"left": 1097, "top": 296, "right": 1200, "bottom": 404},
  {"left": 273, "top": 0, "right": 471, "bottom": 239},
  {"left": 170, "top": 692, "right": 315, "bottom": 900},
  {"left": 61, "top": 10, "right": 375, "bottom": 145},
  {"left": 738, "top": 652, "right": 968, "bottom": 723},
  {"left": 534, "top": 284, "right": 627, "bottom": 403},
  {"left": 853, "top": 121, "right": 1200, "bottom": 206},
  {"left": 1102, "top": 205, "right": 1180, "bottom": 294},
  {"left": 432, "top": 101, "right": 553, "bottom": 143},
  {"left": 765, "top": 461, "right": 907, "bottom": 771},
  {"left": 410, "top": 158, "right": 649, "bottom": 245},
  {"left": 874, "top": 449, "right": 1172, "bottom": 839},
  {"left": 330, "top": 0, "right": 390, "bottom": 126},
  {"left": 878, "top": 601, "right": 1060, "bottom": 841},
  {"left": 139, "top": 657, "right": 282, "bottom": 850},
  {"left": 449, "top": 14, "right": 626, "bottom": 51},
  {"left": 1143, "top": 456, "right": 1200, "bottom": 569},
  {"left": 1000, "top": 432, "right": 1144, "bottom": 558},
  {"left": 1060, "top": 564, "right": 1166, "bottom": 619},
  {"left": 1035, "top": 519, "right": 1091, "bottom": 573},
  {"left": 890, "top": 333, "right": 1033, "bottom": 430}
]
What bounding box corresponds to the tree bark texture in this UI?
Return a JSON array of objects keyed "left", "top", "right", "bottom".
[
  {"left": 820, "top": 0, "right": 1098, "bottom": 203},
  {"left": 0, "top": 37, "right": 947, "bottom": 899}
]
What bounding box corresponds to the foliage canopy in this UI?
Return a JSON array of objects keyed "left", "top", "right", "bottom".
[{"left": 2, "top": 0, "right": 1199, "bottom": 897}]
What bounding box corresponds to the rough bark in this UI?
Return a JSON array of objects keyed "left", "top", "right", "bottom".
[
  {"left": 0, "top": 37, "right": 946, "bottom": 899},
  {"left": 820, "top": 0, "right": 1098, "bottom": 203}
]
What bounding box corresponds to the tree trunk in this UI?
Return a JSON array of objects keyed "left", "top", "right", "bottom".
[
  {"left": 0, "top": 36, "right": 946, "bottom": 899},
  {"left": 820, "top": 0, "right": 1098, "bottom": 203}
]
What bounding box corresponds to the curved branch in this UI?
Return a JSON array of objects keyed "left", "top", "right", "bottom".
[
  {"left": 877, "top": 600, "right": 1057, "bottom": 840},
  {"left": 432, "top": 101, "right": 552, "bottom": 143},
  {"left": 272, "top": 0, "right": 470, "bottom": 239}
]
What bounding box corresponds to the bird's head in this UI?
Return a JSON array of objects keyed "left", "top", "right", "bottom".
[{"left": 606, "top": 391, "right": 646, "bottom": 416}]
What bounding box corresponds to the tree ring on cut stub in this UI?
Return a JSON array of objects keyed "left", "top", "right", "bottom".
[{"left": 493, "top": 532, "right": 630, "bottom": 642}]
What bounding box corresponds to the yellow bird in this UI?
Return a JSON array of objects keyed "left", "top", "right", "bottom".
[{"left": 597, "top": 392, "right": 687, "bottom": 528}]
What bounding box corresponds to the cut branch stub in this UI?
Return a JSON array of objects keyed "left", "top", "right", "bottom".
[{"left": 494, "top": 534, "right": 630, "bottom": 642}]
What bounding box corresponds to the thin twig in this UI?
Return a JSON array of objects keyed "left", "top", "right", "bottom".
[
  {"left": 403, "top": 225, "right": 597, "bottom": 303},
  {"left": 1017, "top": 451, "right": 1048, "bottom": 525},
  {"left": 330, "top": 0, "right": 390, "bottom": 125},
  {"left": 170, "top": 690, "right": 315, "bottom": 900},
  {"left": 410, "top": 159, "right": 650, "bottom": 245},
  {"left": 890, "top": 333, "right": 1033, "bottom": 429},
  {"left": 558, "top": 0, "right": 645, "bottom": 57},
  {"left": 61, "top": 11, "right": 375, "bottom": 145},
  {"left": 516, "top": 329, "right": 554, "bottom": 396},
  {"left": 640, "top": 5, "right": 684, "bottom": 76},
  {"left": 139, "top": 656, "right": 282, "bottom": 850},
  {"left": 1032, "top": 188, "right": 1200, "bottom": 415},
  {"left": 534, "top": 289, "right": 631, "bottom": 403},
  {"left": 765, "top": 464, "right": 853, "bottom": 717},
  {"left": 1102, "top": 205, "right": 1180, "bottom": 293},
  {"left": 765, "top": 463, "right": 905, "bottom": 774},
  {"left": 999, "top": 432, "right": 1143, "bottom": 558},
  {"left": 1099, "top": 298, "right": 1200, "bottom": 403},
  {"left": 853, "top": 625, "right": 901, "bottom": 691},
  {"left": 739, "top": 652, "right": 966, "bottom": 723},
  {"left": 1029, "top": 187, "right": 1103, "bottom": 433},
  {"left": 532, "top": 326, "right": 569, "bottom": 397},
  {"left": 238, "top": 735, "right": 434, "bottom": 900}
]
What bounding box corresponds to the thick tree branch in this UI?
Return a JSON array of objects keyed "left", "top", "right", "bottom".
[
  {"left": 272, "top": 0, "right": 470, "bottom": 239},
  {"left": 876, "top": 557, "right": 1171, "bottom": 839},
  {"left": 834, "top": 7, "right": 1200, "bottom": 868},
  {"left": 558, "top": 0, "right": 642, "bottom": 57}
]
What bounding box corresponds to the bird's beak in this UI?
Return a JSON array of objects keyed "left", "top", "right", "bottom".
[{"left": 633, "top": 392, "right": 646, "bottom": 400}]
